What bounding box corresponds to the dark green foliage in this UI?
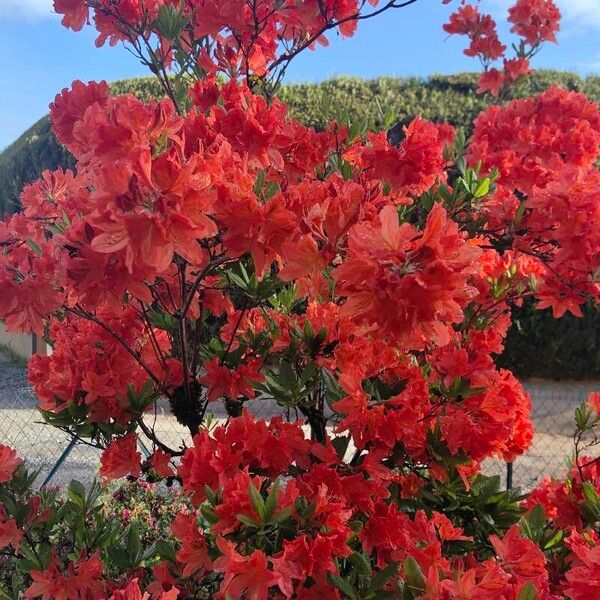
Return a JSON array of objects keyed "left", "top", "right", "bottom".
[
  {"left": 279, "top": 73, "right": 488, "bottom": 132},
  {"left": 499, "top": 300, "right": 600, "bottom": 380},
  {"left": 1, "top": 70, "right": 599, "bottom": 379}
]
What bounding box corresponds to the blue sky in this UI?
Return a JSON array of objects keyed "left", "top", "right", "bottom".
[{"left": 1, "top": 0, "right": 599, "bottom": 150}]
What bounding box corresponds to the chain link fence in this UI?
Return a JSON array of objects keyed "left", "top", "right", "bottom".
[
  {"left": 0, "top": 354, "right": 597, "bottom": 491},
  {"left": 483, "top": 380, "right": 599, "bottom": 490},
  {"left": 0, "top": 356, "right": 287, "bottom": 488}
]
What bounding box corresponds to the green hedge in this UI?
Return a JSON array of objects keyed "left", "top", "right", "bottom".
[
  {"left": 1, "top": 70, "right": 599, "bottom": 379},
  {"left": 498, "top": 301, "right": 600, "bottom": 380},
  {"left": 4, "top": 70, "right": 600, "bottom": 216},
  {"left": 0, "top": 118, "right": 74, "bottom": 215}
]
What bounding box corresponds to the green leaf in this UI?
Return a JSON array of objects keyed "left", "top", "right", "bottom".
[
  {"left": 528, "top": 504, "right": 546, "bottom": 532},
  {"left": 278, "top": 361, "right": 298, "bottom": 392},
  {"left": 402, "top": 556, "right": 425, "bottom": 599},
  {"left": 331, "top": 435, "right": 351, "bottom": 461},
  {"left": 517, "top": 583, "right": 538, "bottom": 600},
  {"left": 474, "top": 177, "right": 491, "bottom": 198},
  {"left": 515, "top": 200, "right": 527, "bottom": 224},
  {"left": 472, "top": 474, "right": 501, "bottom": 496},
  {"left": 421, "top": 192, "right": 434, "bottom": 212},
  {"left": 239, "top": 261, "right": 251, "bottom": 284},
  {"left": 107, "top": 545, "right": 132, "bottom": 569},
  {"left": 322, "top": 368, "right": 346, "bottom": 405},
  {"left": 327, "top": 573, "right": 357, "bottom": 598},
  {"left": 543, "top": 529, "right": 565, "bottom": 551},
  {"left": 200, "top": 504, "right": 219, "bottom": 524},
  {"left": 299, "top": 362, "right": 318, "bottom": 386},
  {"left": 248, "top": 482, "right": 266, "bottom": 522},
  {"left": 349, "top": 552, "right": 372, "bottom": 580},
  {"left": 67, "top": 480, "right": 86, "bottom": 507},
  {"left": 341, "top": 161, "right": 353, "bottom": 180},
  {"left": 19, "top": 544, "right": 44, "bottom": 570},
  {"left": 236, "top": 513, "right": 260, "bottom": 527},
  {"left": 226, "top": 271, "right": 249, "bottom": 290},
  {"left": 155, "top": 540, "right": 177, "bottom": 562},
  {"left": 253, "top": 170, "right": 266, "bottom": 195},
  {"left": 264, "top": 181, "right": 280, "bottom": 200},
  {"left": 370, "top": 562, "right": 399, "bottom": 592},
  {"left": 25, "top": 238, "right": 42, "bottom": 256},
  {"left": 271, "top": 506, "right": 292, "bottom": 525},
  {"left": 264, "top": 478, "right": 280, "bottom": 522},
  {"left": 583, "top": 481, "right": 600, "bottom": 505},
  {"left": 147, "top": 310, "right": 175, "bottom": 331},
  {"left": 203, "top": 485, "right": 217, "bottom": 503},
  {"left": 155, "top": 3, "right": 189, "bottom": 40},
  {"left": 126, "top": 524, "right": 142, "bottom": 564}
]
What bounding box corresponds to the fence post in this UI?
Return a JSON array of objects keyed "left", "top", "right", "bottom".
[
  {"left": 138, "top": 438, "right": 151, "bottom": 459},
  {"left": 41, "top": 436, "right": 78, "bottom": 488},
  {"left": 506, "top": 462, "right": 513, "bottom": 490}
]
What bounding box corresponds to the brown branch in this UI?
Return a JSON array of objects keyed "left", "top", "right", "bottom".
[
  {"left": 138, "top": 302, "right": 169, "bottom": 369},
  {"left": 220, "top": 299, "right": 248, "bottom": 366},
  {"left": 138, "top": 418, "right": 184, "bottom": 456},
  {"left": 179, "top": 255, "right": 229, "bottom": 318},
  {"left": 68, "top": 306, "right": 174, "bottom": 402},
  {"left": 268, "top": 0, "right": 420, "bottom": 74},
  {"left": 177, "top": 261, "right": 192, "bottom": 405}
]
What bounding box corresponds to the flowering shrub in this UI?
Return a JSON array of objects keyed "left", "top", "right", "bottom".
[
  {"left": 1, "top": 0, "right": 600, "bottom": 598},
  {"left": 104, "top": 480, "right": 191, "bottom": 547},
  {"left": 444, "top": 0, "right": 560, "bottom": 97}
]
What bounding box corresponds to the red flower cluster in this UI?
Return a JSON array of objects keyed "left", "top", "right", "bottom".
[
  {"left": 508, "top": 0, "right": 561, "bottom": 46},
  {"left": 0, "top": 445, "right": 21, "bottom": 484},
  {"left": 53, "top": 0, "right": 398, "bottom": 78},
  {"left": 0, "top": 212, "right": 64, "bottom": 333},
  {"left": 3, "top": 0, "right": 600, "bottom": 597},
  {"left": 179, "top": 411, "right": 312, "bottom": 502},
  {"left": 344, "top": 119, "right": 454, "bottom": 196},
  {"left": 443, "top": 3, "right": 505, "bottom": 61},
  {"left": 28, "top": 305, "right": 178, "bottom": 424},
  {"left": 334, "top": 204, "right": 480, "bottom": 349},
  {"left": 172, "top": 409, "right": 542, "bottom": 598},
  {"left": 110, "top": 579, "right": 179, "bottom": 600},
  {"left": 100, "top": 434, "right": 142, "bottom": 481},
  {"left": 444, "top": 0, "right": 560, "bottom": 96},
  {"left": 563, "top": 530, "right": 600, "bottom": 600},
  {"left": 469, "top": 87, "right": 600, "bottom": 316},
  {"left": 24, "top": 552, "right": 103, "bottom": 600},
  {"left": 525, "top": 455, "right": 600, "bottom": 531},
  {"left": 470, "top": 87, "right": 600, "bottom": 195}
]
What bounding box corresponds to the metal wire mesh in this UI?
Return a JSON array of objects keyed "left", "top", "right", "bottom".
[
  {"left": 0, "top": 356, "right": 597, "bottom": 491},
  {"left": 0, "top": 385, "right": 102, "bottom": 488},
  {"left": 481, "top": 381, "right": 599, "bottom": 490},
  {"left": 0, "top": 362, "right": 287, "bottom": 489}
]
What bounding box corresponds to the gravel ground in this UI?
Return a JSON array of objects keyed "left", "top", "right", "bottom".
[
  {"left": 0, "top": 353, "right": 598, "bottom": 490},
  {"left": 0, "top": 355, "right": 30, "bottom": 404}
]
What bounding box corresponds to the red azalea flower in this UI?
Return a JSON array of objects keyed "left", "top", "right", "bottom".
[
  {"left": 100, "top": 434, "right": 141, "bottom": 482},
  {"left": 0, "top": 445, "right": 22, "bottom": 483}
]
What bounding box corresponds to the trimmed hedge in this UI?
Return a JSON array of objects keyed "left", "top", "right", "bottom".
[
  {"left": 0, "top": 118, "right": 74, "bottom": 215},
  {"left": 498, "top": 301, "right": 600, "bottom": 381},
  {"left": 4, "top": 70, "right": 600, "bottom": 216},
  {"left": 1, "top": 70, "right": 599, "bottom": 379}
]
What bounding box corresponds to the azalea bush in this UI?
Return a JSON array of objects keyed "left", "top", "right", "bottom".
[{"left": 1, "top": 0, "right": 600, "bottom": 598}]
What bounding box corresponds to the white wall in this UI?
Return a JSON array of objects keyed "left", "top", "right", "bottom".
[{"left": 0, "top": 322, "right": 49, "bottom": 360}]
